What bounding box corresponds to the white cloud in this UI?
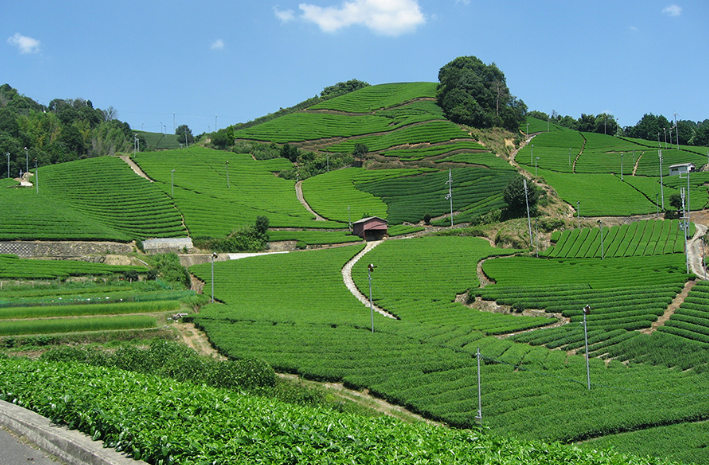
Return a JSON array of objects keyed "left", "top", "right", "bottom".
[
  {"left": 274, "top": 6, "right": 296, "bottom": 22},
  {"left": 662, "top": 4, "right": 682, "bottom": 16},
  {"left": 211, "top": 39, "right": 225, "bottom": 50},
  {"left": 297, "top": 0, "right": 425, "bottom": 36},
  {"left": 456, "top": 0, "right": 471, "bottom": 5},
  {"left": 629, "top": 25, "right": 638, "bottom": 32},
  {"left": 7, "top": 33, "right": 40, "bottom": 54}
]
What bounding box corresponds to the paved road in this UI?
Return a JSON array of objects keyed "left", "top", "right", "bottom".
[
  {"left": 0, "top": 426, "right": 62, "bottom": 465},
  {"left": 0, "top": 400, "right": 144, "bottom": 465}
]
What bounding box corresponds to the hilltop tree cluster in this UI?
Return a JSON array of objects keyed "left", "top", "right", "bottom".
[
  {"left": 531, "top": 109, "right": 709, "bottom": 146},
  {"left": 437, "top": 56, "right": 528, "bottom": 132},
  {"left": 0, "top": 84, "right": 137, "bottom": 177}
]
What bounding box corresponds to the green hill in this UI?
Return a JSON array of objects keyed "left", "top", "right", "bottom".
[{"left": 3, "top": 81, "right": 709, "bottom": 464}]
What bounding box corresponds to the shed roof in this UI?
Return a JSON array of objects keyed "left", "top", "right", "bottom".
[{"left": 353, "top": 216, "right": 388, "bottom": 225}]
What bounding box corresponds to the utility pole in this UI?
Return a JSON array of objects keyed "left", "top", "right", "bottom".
[
  {"left": 211, "top": 253, "right": 217, "bottom": 303},
  {"left": 34, "top": 158, "right": 38, "bottom": 194},
  {"left": 475, "top": 348, "right": 482, "bottom": 423},
  {"left": 171, "top": 169, "right": 175, "bottom": 198},
  {"left": 577, "top": 201, "right": 580, "bottom": 229},
  {"left": 5, "top": 153, "right": 9, "bottom": 179},
  {"left": 445, "top": 169, "right": 453, "bottom": 227},
  {"left": 524, "top": 179, "right": 533, "bottom": 249},
  {"left": 620, "top": 153, "right": 624, "bottom": 181},
  {"left": 597, "top": 219, "right": 604, "bottom": 259},
  {"left": 583, "top": 305, "right": 591, "bottom": 390},
  {"left": 24, "top": 147, "right": 28, "bottom": 175},
  {"left": 681, "top": 188, "right": 689, "bottom": 274},
  {"left": 368, "top": 264, "right": 376, "bottom": 333},
  {"left": 675, "top": 113, "right": 680, "bottom": 150},
  {"left": 225, "top": 161, "right": 230, "bottom": 188},
  {"left": 659, "top": 150, "right": 665, "bottom": 210}
]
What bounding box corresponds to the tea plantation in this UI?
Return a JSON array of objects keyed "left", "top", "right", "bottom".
[{"left": 3, "top": 83, "right": 709, "bottom": 464}]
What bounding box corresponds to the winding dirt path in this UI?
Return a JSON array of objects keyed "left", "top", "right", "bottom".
[
  {"left": 341, "top": 240, "right": 397, "bottom": 319},
  {"left": 295, "top": 181, "right": 326, "bottom": 221}
]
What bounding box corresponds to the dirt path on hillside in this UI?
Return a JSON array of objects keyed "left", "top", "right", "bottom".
[
  {"left": 118, "top": 155, "right": 152, "bottom": 181},
  {"left": 341, "top": 240, "right": 397, "bottom": 319},
  {"left": 295, "top": 181, "right": 326, "bottom": 221},
  {"left": 640, "top": 280, "right": 697, "bottom": 335},
  {"left": 688, "top": 222, "right": 708, "bottom": 278}
]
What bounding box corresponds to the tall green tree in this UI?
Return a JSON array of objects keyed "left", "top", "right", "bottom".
[
  {"left": 437, "top": 56, "right": 527, "bottom": 131},
  {"left": 503, "top": 175, "right": 538, "bottom": 218},
  {"left": 176, "top": 124, "right": 194, "bottom": 145}
]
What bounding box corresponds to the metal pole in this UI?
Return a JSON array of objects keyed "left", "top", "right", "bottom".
[
  {"left": 664, "top": 128, "right": 667, "bottom": 149},
  {"left": 577, "top": 201, "right": 580, "bottom": 229},
  {"left": 535, "top": 217, "right": 539, "bottom": 258},
  {"left": 535, "top": 157, "right": 539, "bottom": 176},
  {"left": 34, "top": 158, "right": 38, "bottom": 194},
  {"left": 446, "top": 169, "right": 453, "bottom": 227},
  {"left": 524, "top": 179, "right": 533, "bottom": 248},
  {"left": 656, "top": 193, "right": 659, "bottom": 218},
  {"left": 675, "top": 113, "right": 680, "bottom": 150},
  {"left": 583, "top": 305, "right": 591, "bottom": 390},
  {"left": 225, "top": 161, "right": 230, "bottom": 188},
  {"left": 24, "top": 147, "right": 28, "bottom": 174},
  {"left": 171, "top": 169, "right": 175, "bottom": 198},
  {"left": 702, "top": 236, "right": 707, "bottom": 281},
  {"left": 211, "top": 253, "right": 217, "bottom": 303},
  {"left": 598, "top": 220, "right": 604, "bottom": 259},
  {"left": 620, "top": 153, "right": 624, "bottom": 181},
  {"left": 568, "top": 148, "right": 571, "bottom": 168},
  {"left": 368, "top": 264, "right": 375, "bottom": 333},
  {"left": 5, "top": 153, "right": 9, "bottom": 179},
  {"left": 476, "top": 347, "right": 482, "bottom": 422},
  {"left": 659, "top": 150, "right": 664, "bottom": 210},
  {"left": 682, "top": 188, "right": 689, "bottom": 274},
  {"left": 530, "top": 144, "right": 534, "bottom": 165}
]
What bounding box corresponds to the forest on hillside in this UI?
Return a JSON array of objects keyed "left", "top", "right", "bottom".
[{"left": 0, "top": 84, "right": 136, "bottom": 177}]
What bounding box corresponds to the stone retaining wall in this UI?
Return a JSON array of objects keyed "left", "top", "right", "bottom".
[{"left": 0, "top": 242, "right": 134, "bottom": 258}]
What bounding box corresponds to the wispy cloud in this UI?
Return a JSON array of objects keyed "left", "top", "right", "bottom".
[
  {"left": 662, "top": 4, "right": 682, "bottom": 16},
  {"left": 7, "top": 33, "right": 41, "bottom": 54},
  {"left": 281, "top": 0, "right": 425, "bottom": 37},
  {"left": 274, "top": 6, "right": 296, "bottom": 22},
  {"left": 629, "top": 25, "right": 638, "bottom": 32},
  {"left": 211, "top": 39, "right": 225, "bottom": 50},
  {"left": 456, "top": 0, "right": 471, "bottom": 5}
]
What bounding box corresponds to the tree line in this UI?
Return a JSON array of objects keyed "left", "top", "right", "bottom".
[
  {"left": 0, "top": 84, "right": 136, "bottom": 178},
  {"left": 529, "top": 109, "right": 709, "bottom": 146}
]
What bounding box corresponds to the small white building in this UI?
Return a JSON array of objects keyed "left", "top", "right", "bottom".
[{"left": 669, "top": 163, "right": 695, "bottom": 177}]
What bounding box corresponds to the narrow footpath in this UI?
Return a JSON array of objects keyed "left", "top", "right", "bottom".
[
  {"left": 341, "top": 240, "right": 397, "bottom": 319},
  {"left": 118, "top": 155, "right": 152, "bottom": 181},
  {"left": 295, "top": 181, "right": 326, "bottom": 221}
]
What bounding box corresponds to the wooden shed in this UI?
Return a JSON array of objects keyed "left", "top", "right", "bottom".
[{"left": 352, "top": 216, "right": 388, "bottom": 241}]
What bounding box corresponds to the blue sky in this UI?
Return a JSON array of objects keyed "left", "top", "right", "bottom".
[{"left": 3, "top": 1, "right": 707, "bottom": 135}]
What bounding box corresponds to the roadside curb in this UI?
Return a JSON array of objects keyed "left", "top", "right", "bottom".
[{"left": 0, "top": 400, "right": 146, "bottom": 465}]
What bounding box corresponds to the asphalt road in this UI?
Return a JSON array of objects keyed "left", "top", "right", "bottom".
[{"left": 0, "top": 426, "right": 63, "bottom": 465}]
